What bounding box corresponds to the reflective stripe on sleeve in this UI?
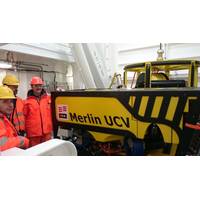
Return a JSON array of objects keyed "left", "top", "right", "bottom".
[
  {"left": 0, "top": 136, "right": 8, "bottom": 146},
  {"left": 16, "top": 112, "right": 24, "bottom": 116},
  {"left": 14, "top": 121, "right": 25, "bottom": 126}
]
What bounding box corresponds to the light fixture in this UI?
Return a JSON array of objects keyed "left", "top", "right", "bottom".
[{"left": 0, "top": 62, "right": 12, "bottom": 69}]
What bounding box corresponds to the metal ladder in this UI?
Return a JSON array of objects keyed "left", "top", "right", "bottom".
[{"left": 109, "top": 73, "right": 123, "bottom": 89}]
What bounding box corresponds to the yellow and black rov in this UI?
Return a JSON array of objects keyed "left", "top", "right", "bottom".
[{"left": 51, "top": 60, "right": 200, "bottom": 156}]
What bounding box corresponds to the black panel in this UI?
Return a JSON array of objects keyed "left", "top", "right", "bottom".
[{"left": 145, "top": 64, "right": 151, "bottom": 88}]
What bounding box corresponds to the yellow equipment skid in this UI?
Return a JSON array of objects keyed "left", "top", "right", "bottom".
[{"left": 51, "top": 60, "right": 200, "bottom": 156}]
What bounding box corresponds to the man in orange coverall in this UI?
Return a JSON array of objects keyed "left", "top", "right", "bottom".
[
  {"left": 2, "top": 74, "right": 26, "bottom": 136},
  {"left": 24, "top": 76, "right": 52, "bottom": 147},
  {"left": 0, "top": 86, "right": 29, "bottom": 151}
]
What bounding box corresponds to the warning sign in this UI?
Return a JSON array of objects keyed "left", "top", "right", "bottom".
[{"left": 57, "top": 105, "right": 68, "bottom": 119}]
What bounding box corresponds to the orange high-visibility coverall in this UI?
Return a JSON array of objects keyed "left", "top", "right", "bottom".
[
  {"left": 0, "top": 114, "right": 29, "bottom": 151},
  {"left": 10, "top": 97, "right": 25, "bottom": 133},
  {"left": 24, "top": 90, "right": 52, "bottom": 147}
]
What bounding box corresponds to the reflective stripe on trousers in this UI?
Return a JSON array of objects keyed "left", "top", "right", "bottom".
[{"left": 18, "top": 136, "right": 25, "bottom": 147}]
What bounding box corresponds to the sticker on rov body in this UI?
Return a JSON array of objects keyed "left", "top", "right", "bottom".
[{"left": 57, "top": 105, "right": 68, "bottom": 119}]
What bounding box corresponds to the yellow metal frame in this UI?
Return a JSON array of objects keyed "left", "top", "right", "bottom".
[{"left": 124, "top": 60, "right": 200, "bottom": 88}]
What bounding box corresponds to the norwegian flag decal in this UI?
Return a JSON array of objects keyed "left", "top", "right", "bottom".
[{"left": 57, "top": 105, "right": 68, "bottom": 119}]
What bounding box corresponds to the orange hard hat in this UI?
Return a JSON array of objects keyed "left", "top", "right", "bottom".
[{"left": 30, "top": 76, "right": 44, "bottom": 85}]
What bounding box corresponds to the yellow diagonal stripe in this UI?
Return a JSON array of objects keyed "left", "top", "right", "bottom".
[
  {"left": 165, "top": 97, "right": 179, "bottom": 121},
  {"left": 129, "top": 96, "right": 136, "bottom": 108},
  {"left": 151, "top": 96, "right": 163, "bottom": 118},
  {"left": 138, "top": 96, "right": 149, "bottom": 116}
]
